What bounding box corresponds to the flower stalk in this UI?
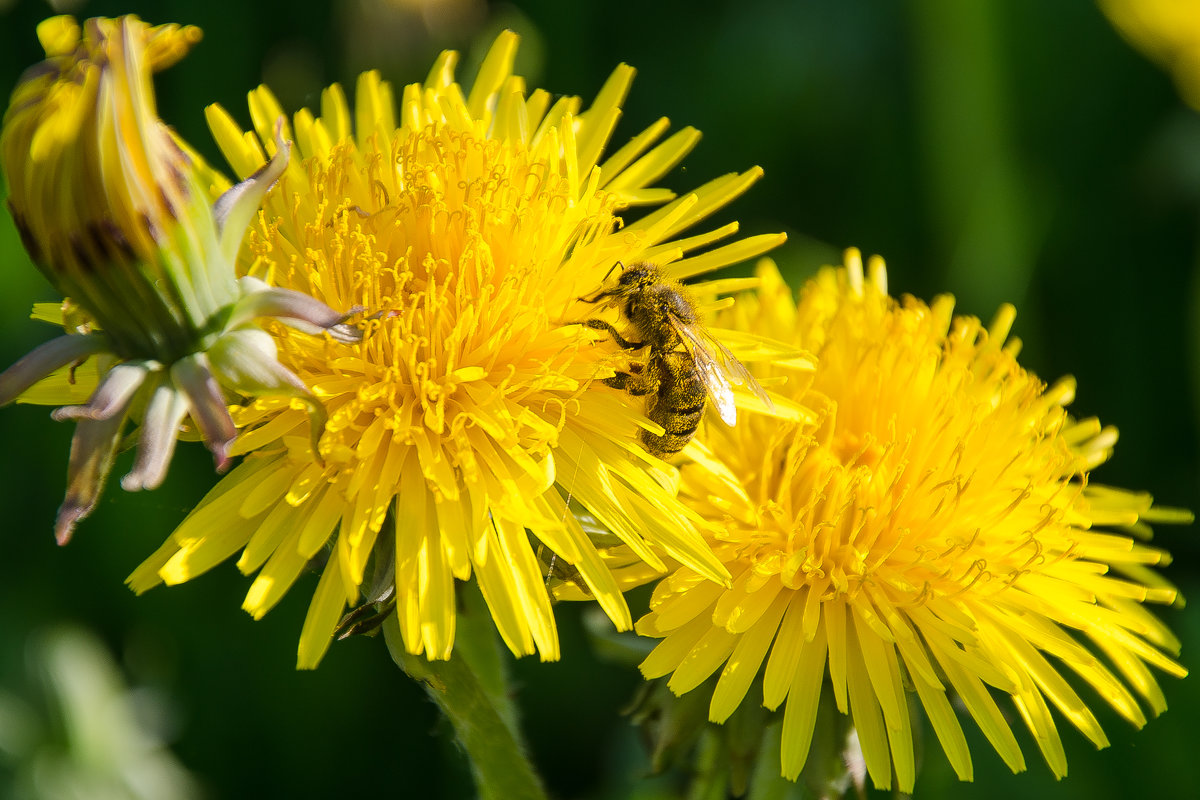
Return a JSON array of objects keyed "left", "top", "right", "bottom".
[{"left": 383, "top": 586, "right": 547, "bottom": 800}]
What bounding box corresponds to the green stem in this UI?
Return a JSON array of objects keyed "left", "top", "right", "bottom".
[
  {"left": 383, "top": 599, "right": 547, "bottom": 800},
  {"left": 451, "top": 579, "right": 521, "bottom": 740}
]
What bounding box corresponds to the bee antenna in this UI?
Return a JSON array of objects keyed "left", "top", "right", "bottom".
[
  {"left": 580, "top": 261, "right": 627, "bottom": 304},
  {"left": 602, "top": 261, "right": 624, "bottom": 283}
]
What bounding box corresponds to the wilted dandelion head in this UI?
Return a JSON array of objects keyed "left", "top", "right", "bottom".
[
  {"left": 129, "top": 32, "right": 788, "bottom": 667},
  {"left": 637, "top": 250, "right": 1188, "bottom": 791}
]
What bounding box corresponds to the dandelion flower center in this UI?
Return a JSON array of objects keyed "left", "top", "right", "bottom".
[
  {"left": 736, "top": 277, "right": 1081, "bottom": 606},
  {"left": 264, "top": 128, "right": 617, "bottom": 490}
]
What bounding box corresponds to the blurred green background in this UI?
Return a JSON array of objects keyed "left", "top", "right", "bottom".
[{"left": 0, "top": 0, "right": 1196, "bottom": 797}]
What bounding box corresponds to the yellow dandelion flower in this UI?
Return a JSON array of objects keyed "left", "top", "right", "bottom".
[
  {"left": 128, "top": 32, "right": 789, "bottom": 668},
  {"left": 636, "top": 250, "right": 1189, "bottom": 791},
  {"left": 1101, "top": 0, "right": 1200, "bottom": 109},
  {"left": 0, "top": 16, "right": 359, "bottom": 543}
]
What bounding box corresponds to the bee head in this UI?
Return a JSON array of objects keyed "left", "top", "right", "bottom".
[
  {"left": 582, "top": 262, "right": 661, "bottom": 305},
  {"left": 615, "top": 262, "right": 656, "bottom": 290}
]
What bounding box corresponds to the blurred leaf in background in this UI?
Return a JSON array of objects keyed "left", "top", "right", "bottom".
[{"left": 0, "top": 626, "right": 199, "bottom": 800}]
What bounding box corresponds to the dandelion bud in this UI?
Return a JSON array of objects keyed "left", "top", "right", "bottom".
[{"left": 0, "top": 15, "right": 361, "bottom": 543}]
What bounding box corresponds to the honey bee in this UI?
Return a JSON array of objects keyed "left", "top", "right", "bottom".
[{"left": 582, "top": 263, "right": 770, "bottom": 457}]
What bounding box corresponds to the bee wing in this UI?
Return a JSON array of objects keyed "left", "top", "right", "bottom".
[
  {"left": 676, "top": 322, "right": 775, "bottom": 425},
  {"left": 714, "top": 337, "right": 775, "bottom": 410},
  {"left": 674, "top": 322, "right": 738, "bottom": 425}
]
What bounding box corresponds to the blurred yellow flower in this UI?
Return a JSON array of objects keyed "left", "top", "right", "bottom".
[
  {"left": 129, "top": 31, "right": 788, "bottom": 668},
  {"left": 1101, "top": 0, "right": 1200, "bottom": 109},
  {"left": 0, "top": 16, "right": 358, "bottom": 543},
  {"left": 636, "top": 250, "right": 1189, "bottom": 790}
]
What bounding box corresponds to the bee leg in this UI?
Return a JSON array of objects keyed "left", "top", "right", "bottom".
[
  {"left": 580, "top": 286, "right": 620, "bottom": 304},
  {"left": 584, "top": 318, "right": 643, "bottom": 350},
  {"left": 603, "top": 371, "right": 652, "bottom": 396},
  {"left": 604, "top": 358, "right": 660, "bottom": 398}
]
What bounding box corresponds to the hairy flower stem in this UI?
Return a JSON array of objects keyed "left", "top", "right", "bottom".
[{"left": 383, "top": 595, "right": 546, "bottom": 800}]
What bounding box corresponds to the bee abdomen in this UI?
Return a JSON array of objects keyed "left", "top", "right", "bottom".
[
  {"left": 640, "top": 407, "right": 705, "bottom": 457},
  {"left": 640, "top": 353, "right": 706, "bottom": 457}
]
